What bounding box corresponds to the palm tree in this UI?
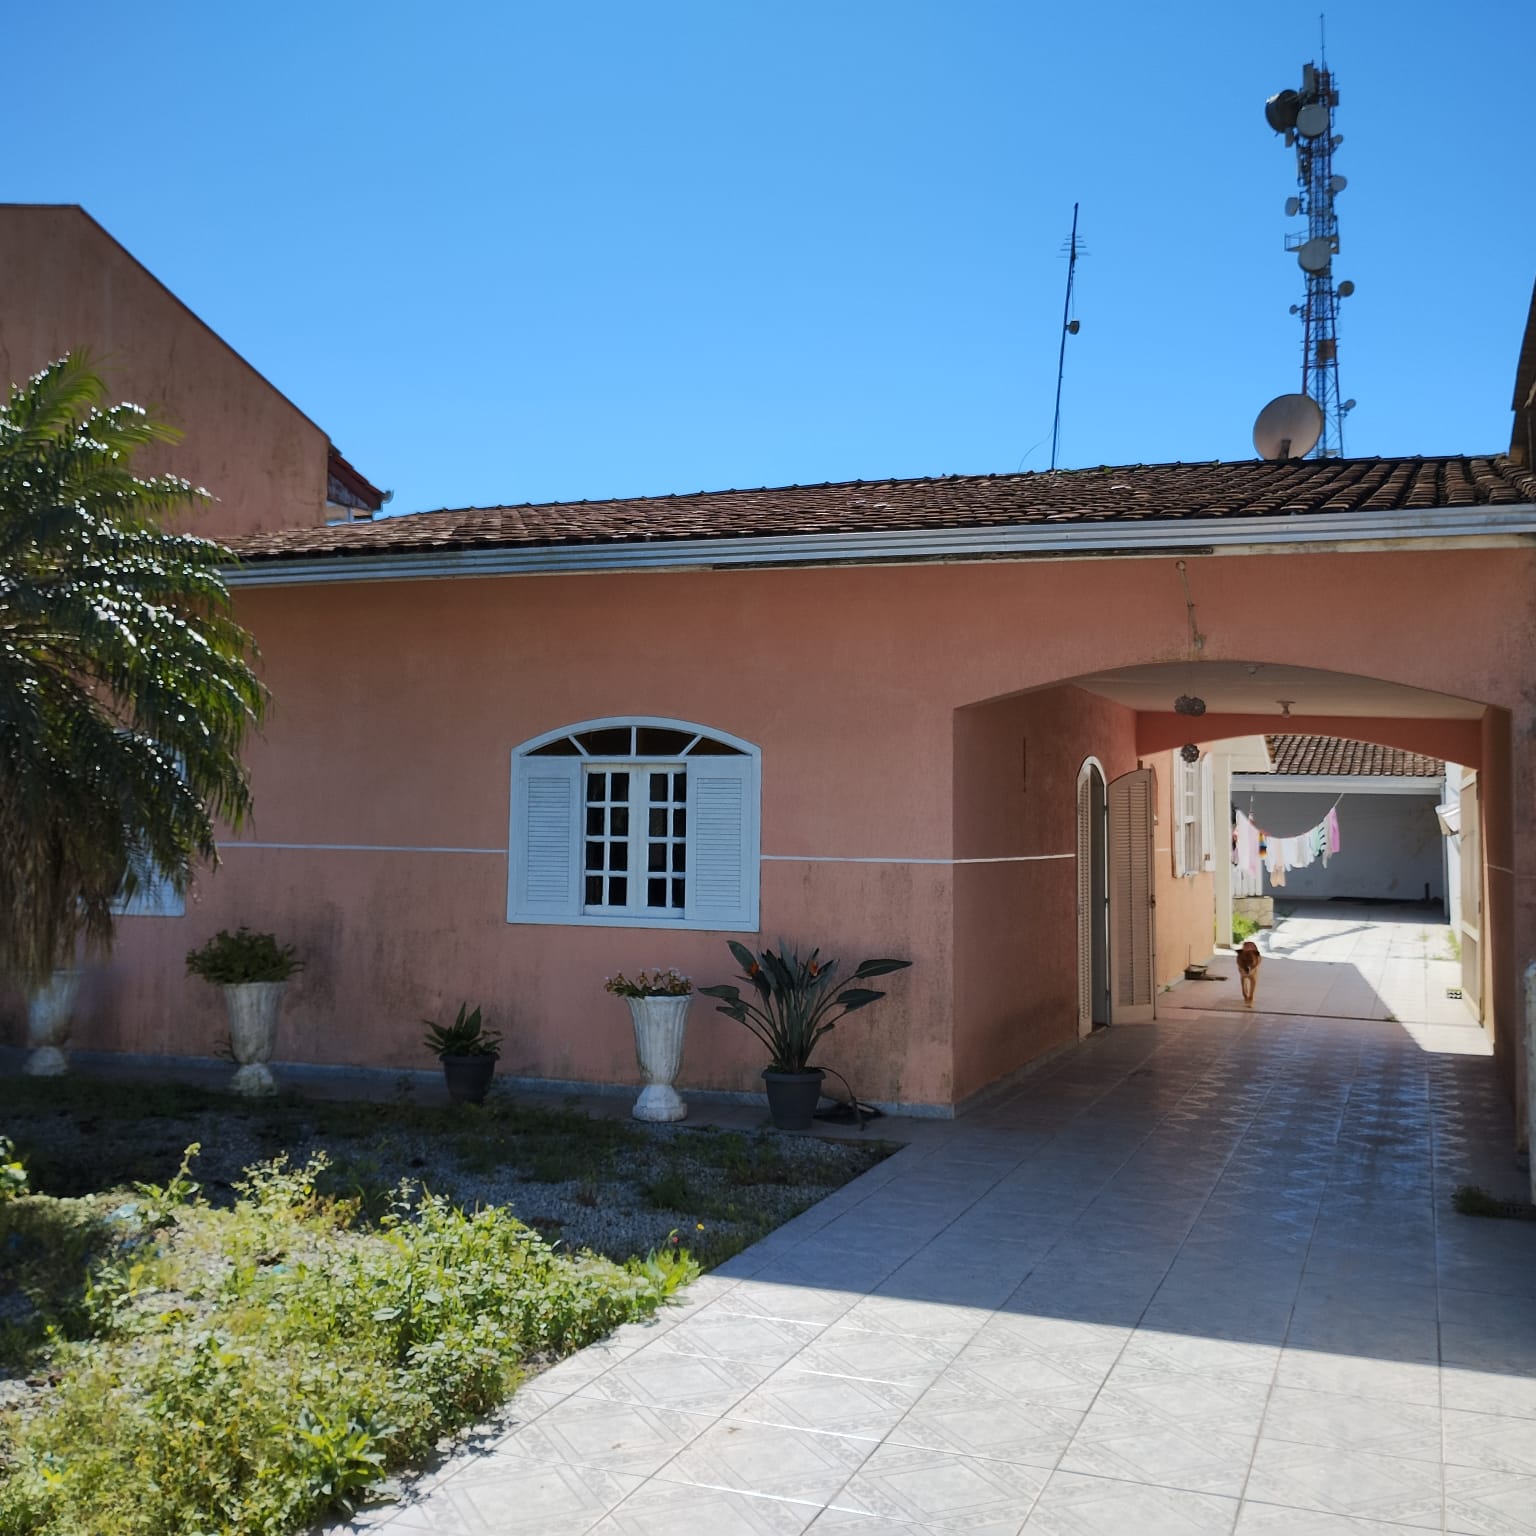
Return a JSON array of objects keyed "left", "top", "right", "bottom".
[{"left": 0, "top": 353, "right": 266, "bottom": 986}]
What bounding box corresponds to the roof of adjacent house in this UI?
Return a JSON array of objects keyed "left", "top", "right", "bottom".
[
  {"left": 227, "top": 453, "right": 1536, "bottom": 563},
  {"left": 327, "top": 447, "right": 388, "bottom": 514},
  {"left": 1266, "top": 735, "right": 1444, "bottom": 777}
]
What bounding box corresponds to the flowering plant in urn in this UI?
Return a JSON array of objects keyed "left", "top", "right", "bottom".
[{"left": 606, "top": 970, "right": 692, "bottom": 1121}]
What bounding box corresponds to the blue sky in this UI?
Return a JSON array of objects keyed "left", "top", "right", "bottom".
[{"left": 10, "top": 2, "right": 1533, "bottom": 512}]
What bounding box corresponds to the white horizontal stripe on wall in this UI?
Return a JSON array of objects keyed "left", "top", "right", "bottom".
[
  {"left": 763, "top": 854, "right": 1075, "bottom": 865},
  {"left": 222, "top": 842, "right": 1074, "bottom": 865}
]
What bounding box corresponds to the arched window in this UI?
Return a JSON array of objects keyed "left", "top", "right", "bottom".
[{"left": 508, "top": 718, "right": 760, "bottom": 931}]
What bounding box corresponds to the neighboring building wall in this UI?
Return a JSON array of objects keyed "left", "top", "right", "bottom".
[
  {"left": 0, "top": 206, "right": 330, "bottom": 540},
  {"left": 950, "top": 686, "right": 1138, "bottom": 1105},
  {"left": 1244, "top": 788, "right": 1445, "bottom": 905}
]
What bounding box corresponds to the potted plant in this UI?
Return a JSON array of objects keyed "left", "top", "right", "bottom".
[
  {"left": 423, "top": 1003, "right": 502, "bottom": 1104},
  {"left": 185, "top": 928, "right": 302, "bottom": 1096},
  {"left": 700, "top": 941, "right": 911, "bottom": 1131},
  {"left": 23, "top": 967, "right": 83, "bottom": 1077},
  {"left": 604, "top": 969, "right": 693, "bottom": 1122}
]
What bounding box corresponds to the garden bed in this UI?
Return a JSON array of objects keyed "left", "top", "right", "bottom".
[{"left": 0, "top": 1078, "right": 893, "bottom": 1535}]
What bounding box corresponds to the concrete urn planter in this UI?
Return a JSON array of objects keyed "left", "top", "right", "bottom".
[
  {"left": 627, "top": 995, "right": 690, "bottom": 1122},
  {"left": 223, "top": 981, "right": 286, "bottom": 1096},
  {"left": 24, "top": 969, "right": 82, "bottom": 1076}
]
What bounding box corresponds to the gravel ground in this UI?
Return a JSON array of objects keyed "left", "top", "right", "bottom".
[{"left": 0, "top": 1079, "right": 894, "bottom": 1267}]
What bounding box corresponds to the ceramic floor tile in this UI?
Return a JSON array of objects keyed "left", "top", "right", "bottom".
[
  {"left": 716, "top": 1281, "right": 864, "bottom": 1327},
  {"left": 832, "top": 1443, "right": 1049, "bottom": 1530},
  {"left": 792, "top": 1324, "right": 957, "bottom": 1389},
  {"left": 1261, "top": 1386, "right": 1442, "bottom": 1461},
  {"left": 727, "top": 1367, "right": 920, "bottom": 1439},
  {"left": 1274, "top": 1348, "right": 1441, "bottom": 1406},
  {"left": 1058, "top": 1369, "right": 1269, "bottom": 1495},
  {"left": 1442, "top": 1407, "right": 1536, "bottom": 1474},
  {"left": 1022, "top": 1469, "right": 1239, "bottom": 1533},
  {"left": 590, "top": 1480, "right": 816, "bottom": 1535},
  {"left": 495, "top": 1395, "right": 712, "bottom": 1474},
  {"left": 1235, "top": 1506, "right": 1435, "bottom": 1534},
  {"left": 646, "top": 1309, "right": 822, "bottom": 1367},
  {"left": 578, "top": 1346, "right": 774, "bottom": 1416},
  {"left": 409, "top": 1454, "right": 644, "bottom": 1534},
  {"left": 657, "top": 1418, "right": 873, "bottom": 1504},
  {"left": 1244, "top": 1439, "right": 1443, "bottom": 1529},
  {"left": 887, "top": 1377, "right": 1083, "bottom": 1468},
  {"left": 1443, "top": 1465, "right": 1536, "bottom": 1534}
]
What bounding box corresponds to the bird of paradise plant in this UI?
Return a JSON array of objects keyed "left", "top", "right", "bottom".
[{"left": 699, "top": 940, "right": 911, "bottom": 1074}]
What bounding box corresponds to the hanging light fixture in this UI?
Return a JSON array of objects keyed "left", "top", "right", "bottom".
[
  {"left": 1180, "top": 743, "right": 1201, "bottom": 763},
  {"left": 1174, "top": 694, "right": 1207, "bottom": 717}
]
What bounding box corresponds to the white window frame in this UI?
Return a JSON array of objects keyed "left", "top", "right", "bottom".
[
  {"left": 508, "top": 717, "right": 760, "bottom": 931},
  {"left": 1173, "top": 752, "right": 1206, "bottom": 879}
]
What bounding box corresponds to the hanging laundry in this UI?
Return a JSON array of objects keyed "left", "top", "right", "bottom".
[
  {"left": 1254, "top": 801, "right": 1343, "bottom": 888},
  {"left": 1233, "top": 810, "right": 1262, "bottom": 879}
]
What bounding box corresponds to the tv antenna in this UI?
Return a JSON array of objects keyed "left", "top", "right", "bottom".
[
  {"left": 1256, "top": 29, "right": 1356, "bottom": 458},
  {"left": 1050, "top": 203, "right": 1084, "bottom": 471}
]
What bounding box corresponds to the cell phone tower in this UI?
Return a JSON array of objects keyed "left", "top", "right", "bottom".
[{"left": 1263, "top": 39, "right": 1357, "bottom": 458}]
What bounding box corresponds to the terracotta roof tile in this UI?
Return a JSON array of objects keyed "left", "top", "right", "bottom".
[
  {"left": 227, "top": 453, "right": 1536, "bottom": 563},
  {"left": 1266, "top": 735, "right": 1444, "bottom": 777}
]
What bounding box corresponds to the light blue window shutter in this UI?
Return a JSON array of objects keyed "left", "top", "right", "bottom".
[
  {"left": 686, "top": 756, "right": 759, "bottom": 931},
  {"left": 509, "top": 757, "right": 582, "bottom": 921}
]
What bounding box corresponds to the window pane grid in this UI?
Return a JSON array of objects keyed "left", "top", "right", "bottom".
[{"left": 582, "top": 763, "right": 688, "bottom": 916}]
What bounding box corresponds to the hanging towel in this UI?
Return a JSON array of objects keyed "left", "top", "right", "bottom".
[
  {"left": 1234, "top": 810, "right": 1262, "bottom": 879},
  {"left": 1326, "top": 807, "right": 1341, "bottom": 854}
]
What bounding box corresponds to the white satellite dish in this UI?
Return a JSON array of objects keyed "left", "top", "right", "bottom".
[
  {"left": 1328, "top": 174, "right": 1348, "bottom": 194},
  {"left": 1337, "top": 279, "right": 1355, "bottom": 298},
  {"left": 1285, "top": 196, "right": 1302, "bottom": 217},
  {"left": 1296, "top": 102, "right": 1331, "bottom": 138},
  {"left": 1297, "top": 237, "right": 1333, "bottom": 273},
  {"left": 1253, "top": 394, "right": 1324, "bottom": 460}
]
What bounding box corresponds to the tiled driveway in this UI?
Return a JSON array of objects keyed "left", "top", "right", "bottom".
[{"left": 342, "top": 1006, "right": 1536, "bottom": 1535}]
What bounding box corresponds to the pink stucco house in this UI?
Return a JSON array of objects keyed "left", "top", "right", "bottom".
[{"left": 4, "top": 206, "right": 1535, "bottom": 1142}]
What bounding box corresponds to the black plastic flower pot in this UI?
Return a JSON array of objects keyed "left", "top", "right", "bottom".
[
  {"left": 442, "top": 1053, "right": 496, "bottom": 1105},
  {"left": 762, "top": 1067, "right": 825, "bottom": 1131}
]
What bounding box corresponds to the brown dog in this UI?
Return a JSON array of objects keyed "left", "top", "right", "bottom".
[{"left": 1236, "top": 941, "right": 1263, "bottom": 1007}]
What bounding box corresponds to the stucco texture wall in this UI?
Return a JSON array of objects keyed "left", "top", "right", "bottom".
[
  {"left": 16, "top": 543, "right": 1536, "bottom": 1118},
  {"left": 950, "top": 687, "right": 1138, "bottom": 1104},
  {"left": 0, "top": 207, "right": 328, "bottom": 540}
]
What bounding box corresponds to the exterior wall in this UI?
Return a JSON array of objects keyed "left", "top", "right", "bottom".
[
  {"left": 7, "top": 545, "right": 1534, "bottom": 1114},
  {"left": 950, "top": 687, "right": 1137, "bottom": 1105},
  {"left": 1244, "top": 788, "right": 1447, "bottom": 906},
  {"left": 1153, "top": 751, "right": 1216, "bottom": 985},
  {"left": 0, "top": 207, "right": 329, "bottom": 540}
]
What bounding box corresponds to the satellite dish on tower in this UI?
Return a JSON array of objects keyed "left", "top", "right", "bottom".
[
  {"left": 1337, "top": 280, "right": 1355, "bottom": 298},
  {"left": 1296, "top": 102, "right": 1331, "bottom": 138},
  {"left": 1265, "top": 90, "right": 1301, "bottom": 132},
  {"left": 1328, "top": 174, "right": 1348, "bottom": 194},
  {"left": 1285, "top": 196, "right": 1302, "bottom": 217},
  {"left": 1253, "top": 394, "right": 1324, "bottom": 460},
  {"left": 1297, "top": 237, "right": 1333, "bottom": 273}
]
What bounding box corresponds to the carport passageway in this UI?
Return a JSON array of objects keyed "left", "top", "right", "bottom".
[{"left": 341, "top": 1001, "right": 1535, "bottom": 1534}]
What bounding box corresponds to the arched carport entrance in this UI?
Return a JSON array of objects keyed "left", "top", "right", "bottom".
[{"left": 953, "top": 658, "right": 1514, "bottom": 1128}]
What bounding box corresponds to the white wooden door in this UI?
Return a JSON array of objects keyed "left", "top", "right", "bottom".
[
  {"left": 1109, "top": 767, "right": 1157, "bottom": 1025},
  {"left": 1460, "top": 772, "right": 1482, "bottom": 1019},
  {"left": 1077, "top": 769, "right": 1094, "bottom": 1038}
]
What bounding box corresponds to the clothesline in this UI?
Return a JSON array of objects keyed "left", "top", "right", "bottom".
[
  {"left": 1233, "top": 800, "right": 1343, "bottom": 889},
  {"left": 1240, "top": 789, "right": 1348, "bottom": 842}
]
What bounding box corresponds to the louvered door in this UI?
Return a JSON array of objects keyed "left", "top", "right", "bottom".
[
  {"left": 1077, "top": 769, "right": 1094, "bottom": 1038},
  {"left": 1108, "top": 767, "right": 1156, "bottom": 1025}
]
